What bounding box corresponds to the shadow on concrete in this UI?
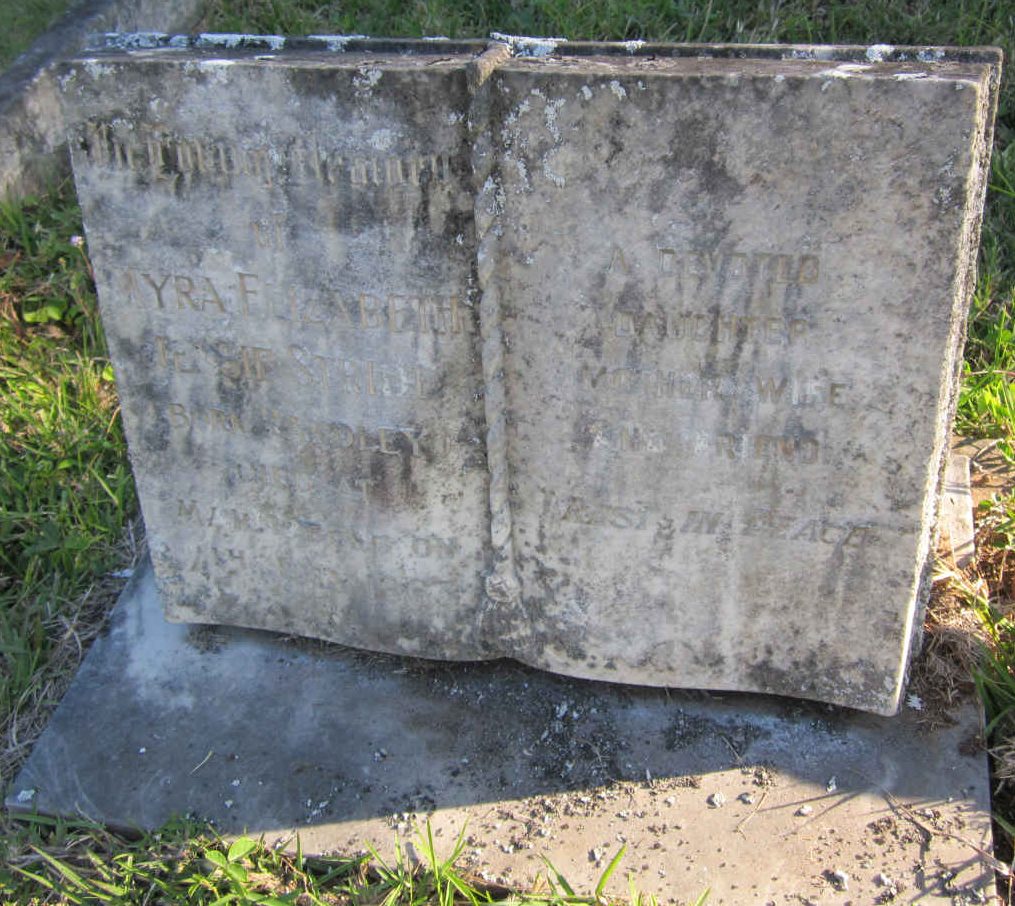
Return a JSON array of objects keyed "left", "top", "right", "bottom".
[{"left": 6, "top": 557, "right": 996, "bottom": 902}]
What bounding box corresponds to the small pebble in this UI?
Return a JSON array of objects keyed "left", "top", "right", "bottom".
[
  {"left": 796, "top": 804, "right": 814, "bottom": 817},
  {"left": 738, "top": 792, "right": 755, "bottom": 805},
  {"left": 831, "top": 869, "right": 849, "bottom": 890},
  {"left": 138, "top": 747, "right": 146, "bottom": 755},
  {"left": 825, "top": 776, "right": 837, "bottom": 793},
  {"left": 707, "top": 792, "right": 726, "bottom": 808}
]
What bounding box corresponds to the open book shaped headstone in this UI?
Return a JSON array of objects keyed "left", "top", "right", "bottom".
[{"left": 60, "top": 35, "right": 1002, "bottom": 714}]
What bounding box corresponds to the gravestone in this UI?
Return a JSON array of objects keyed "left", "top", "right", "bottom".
[{"left": 60, "top": 36, "right": 1002, "bottom": 714}]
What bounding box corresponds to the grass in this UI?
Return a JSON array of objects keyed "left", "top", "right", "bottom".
[
  {"left": 0, "top": 182, "right": 136, "bottom": 790},
  {"left": 2, "top": 0, "right": 1015, "bottom": 902},
  {"left": 5, "top": 815, "right": 689, "bottom": 906},
  {"left": 0, "top": 0, "right": 74, "bottom": 71}
]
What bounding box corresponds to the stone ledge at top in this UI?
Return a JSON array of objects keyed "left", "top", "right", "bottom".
[{"left": 58, "top": 37, "right": 1002, "bottom": 714}]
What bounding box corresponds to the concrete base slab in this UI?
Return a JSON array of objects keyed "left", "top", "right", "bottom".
[{"left": 7, "top": 559, "right": 997, "bottom": 904}]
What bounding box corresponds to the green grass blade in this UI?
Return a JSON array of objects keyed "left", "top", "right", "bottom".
[
  {"left": 594, "top": 844, "right": 626, "bottom": 900},
  {"left": 228, "top": 837, "right": 258, "bottom": 863},
  {"left": 540, "top": 856, "right": 576, "bottom": 897}
]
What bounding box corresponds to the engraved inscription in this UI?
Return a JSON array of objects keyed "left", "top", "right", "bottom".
[
  {"left": 680, "top": 508, "right": 875, "bottom": 546},
  {"left": 576, "top": 366, "right": 848, "bottom": 408},
  {"left": 112, "top": 267, "right": 468, "bottom": 335},
  {"left": 79, "top": 122, "right": 460, "bottom": 191},
  {"left": 553, "top": 494, "right": 875, "bottom": 546},
  {"left": 163, "top": 401, "right": 450, "bottom": 460},
  {"left": 149, "top": 334, "right": 438, "bottom": 398},
  {"left": 602, "top": 310, "right": 809, "bottom": 345},
  {"left": 153, "top": 336, "right": 273, "bottom": 382},
  {"left": 656, "top": 247, "right": 820, "bottom": 303},
  {"left": 573, "top": 418, "right": 825, "bottom": 464},
  {"left": 177, "top": 498, "right": 470, "bottom": 559}
]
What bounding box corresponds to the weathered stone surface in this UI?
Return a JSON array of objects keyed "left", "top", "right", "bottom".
[
  {"left": 62, "top": 40, "right": 494, "bottom": 658},
  {"left": 483, "top": 51, "right": 1000, "bottom": 714},
  {"left": 60, "top": 38, "right": 1001, "bottom": 712}
]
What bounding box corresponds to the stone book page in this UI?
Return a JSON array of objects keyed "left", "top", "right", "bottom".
[
  {"left": 62, "top": 47, "right": 493, "bottom": 659},
  {"left": 61, "top": 40, "right": 1000, "bottom": 713},
  {"left": 488, "top": 53, "right": 996, "bottom": 713}
]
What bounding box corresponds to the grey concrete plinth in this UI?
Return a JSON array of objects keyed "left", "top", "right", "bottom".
[{"left": 7, "top": 560, "right": 996, "bottom": 904}]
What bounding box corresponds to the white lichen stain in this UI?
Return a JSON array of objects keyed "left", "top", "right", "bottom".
[
  {"left": 865, "top": 44, "right": 895, "bottom": 63},
  {"left": 197, "top": 60, "right": 236, "bottom": 82},
  {"left": 579, "top": 85, "right": 593, "bottom": 101},
  {"left": 102, "top": 32, "right": 167, "bottom": 50},
  {"left": 197, "top": 33, "right": 286, "bottom": 51},
  {"left": 490, "top": 32, "right": 567, "bottom": 57},
  {"left": 353, "top": 66, "right": 383, "bottom": 93},
  {"left": 446, "top": 110, "right": 464, "bottom": 125},
  {"left": 774, "top": 73, "right": 785, "bottom": 82},
  {"left": 819, "top": 63, "right": 872, "bottom": 79},
  {"left": 622, "top": 40, "right": 645, "bottom": 54},
  {"left": 168, "top": 35, "right": 189, "bottom": 48},
  {"left": 83, "top": 60, "right": 114, "bottom": 80},
  {"left": 307, "top": 34, "right": 367, "bottom": 52},
  {"left": 609, "top": 80, "right": 627, "bottom": 100},
  {"left": 893, "top": 71, "right": 928, "bottom": 81},
  {"left": 542, "top": 152, "right": 566, "bottom": 188},
  {"left": 544, "top": 97, "right": 566, "bottom": 141},
  {"left": 515, "top": 157, "right": 529, "bottom": 188},
  {"left": 504, "top": 97, "right": 532, "bottom": 127},
  {"left": 370, "top": 128, "right": 396, "bottom": 151},
  {"left": 482, "top": 176, "right": 506, "bottom": 215},
  {"left": 917, "top": 48, "right": 946, "bottom": 63}
]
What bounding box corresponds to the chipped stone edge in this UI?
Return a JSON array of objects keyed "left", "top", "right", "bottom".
[
  {"left": 896, "top": 51, "right": 1002, "bottom": 714},
  {"left": 81, "top": 33, "right": 1004, "bottom": 68}
]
